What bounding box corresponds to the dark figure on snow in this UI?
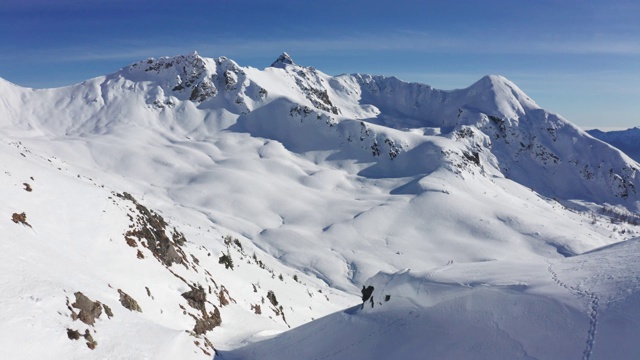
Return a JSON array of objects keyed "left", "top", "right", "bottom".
[{"left": 361, "top": 285, "right": 374, "bottom": 308}]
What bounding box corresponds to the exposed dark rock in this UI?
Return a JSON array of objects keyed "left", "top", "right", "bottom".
[
  {"left": 217, "top": 286, "right": 233, "bottom": 307},
  {"left": 193, "top": 307, "right": 221, "bottom": 335},
  {"left": 266, "top": 290, "right": 278, "bottom": 307},
  {"left": 463, "top": 151, "right": 481, "bottom": 166},
  {"left": 232, "top": 238, "right": 242, "bottom": 250},
  {"left": 182, "top": 284, "right": 222, "bottom": 334},
  {"left": 23, "top": 183, "right": 32, "bottom": 192},
  {"left": 251, "top": 304, "right": 262, "bottom": 315},
  {"left": 11, "top": 212, "right": 31, "bottom": 227},
  {"left": 65, "top": 326, "right": 97, "bottom": 349},
  {"left": 189, "top": 80, "right": 217, "bottom": 102},
  {"left": 117, "top": 192, "right": 188, "bottom": 267},
  {"left": 67, "top": 328, "right": 81, "bottom": 340},
  {"left": 84, "top": 329, "right": 97, "bottom": 350},
  {"left": 182, "top": 285, "right": 207, "bottom": 312},
  {"left": 134, "top": 52, "right": 218, "bottom": 104},
  {"left": 71, "top": 292, "right": 102, "bottom": 326},
  {"left": 173, "top": 229, "right": 186, "bottom": 246},
  {"left": 270, "top": 52, "right": 295, "bottom": 68},
  {"left": 223, "top": 70, "right": 238, "bottom": 90},
  {"left": 118, "top": 289, "right": 142, "bottom": 312},
  {"left": 102, "top": 304, "right": 114, "bottom": 318},
  {"left": 218, "top": 252, "right": 233, "bottom": 270},
  {"left": 125, "top": 237, "right": 137, "bottom": 247}
]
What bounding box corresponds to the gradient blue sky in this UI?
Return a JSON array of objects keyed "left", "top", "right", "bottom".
[{"left": 1, "top": 0, "right": 639, "bottom": 129}]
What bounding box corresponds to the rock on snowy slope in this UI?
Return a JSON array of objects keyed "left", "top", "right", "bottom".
[{"left": 588, "top": 127, "right": 640, "bottom": 163}]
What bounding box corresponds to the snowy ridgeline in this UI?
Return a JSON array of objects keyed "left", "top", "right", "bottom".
[
  {"left": 223, "top": 239, "right": 640, "bottom": 359},
  {"left": 2, "top": 52, "right": 640, "bottom": 359}
]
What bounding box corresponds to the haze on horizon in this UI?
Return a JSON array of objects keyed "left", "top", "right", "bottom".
[{"left": 1, "top": 0, "right": 639, "bottom": 129}]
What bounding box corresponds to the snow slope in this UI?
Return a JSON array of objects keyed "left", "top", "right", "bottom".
[
  {"left": 223, "top": 238, "right": 640, "bottom": 359},
  {"left": 1, "top": 139, "right": 354, "bottom": 359},
  {"left": 2, "top": 52, "right": 640, "bottom": 358},
  {"left": 588, "top": 127, "right": 640, "bottom": 163}
]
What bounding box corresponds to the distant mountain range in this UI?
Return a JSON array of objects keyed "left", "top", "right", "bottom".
[
  {"left": 2, "top": 52, "right": 640, "bottom": 359},
  {"left": 587, "top": 127, "right": 640, "bottom": 163}
]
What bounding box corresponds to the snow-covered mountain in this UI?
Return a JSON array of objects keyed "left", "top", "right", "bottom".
[
  {"left": 588, "top": 127, "right": 640, "bottom": 163},
  {"left": 2, "top": 51, "right": 640, "bottom": 359}
]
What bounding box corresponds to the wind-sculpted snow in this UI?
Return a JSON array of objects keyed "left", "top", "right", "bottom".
[
  {"left": 2, "top": 52, "right": 640, "bottom": 359},
  {"left": 224, "top": 239, "right": 640, "bottom": 359}
]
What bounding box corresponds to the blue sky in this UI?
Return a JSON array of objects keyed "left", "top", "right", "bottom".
[{"left": 1, "top": 0, "right": 639, "bottom": 129}]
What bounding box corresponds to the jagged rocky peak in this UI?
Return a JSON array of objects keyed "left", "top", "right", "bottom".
[
  {"left": 124, "top": 51, "right": 221, "bottom": 103},
  {"left": 130, "top": 51, "right": 208, "bottom": 74},
  {"left": 270, "top": 52, "right": 296, "bottom": 68}
]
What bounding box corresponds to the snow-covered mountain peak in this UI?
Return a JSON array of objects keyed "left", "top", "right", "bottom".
[
  {"left": 463, "top": 74, "right": 539, "bottom": 120},
  {"left": 123, "top": 52, "right": 217, "bottom": 100},
  {"left": 270, "top": 52, "right": 296, "bottom": 68},
  {"left": 115, "top": 52, "right": 255, "bottom": 106}
]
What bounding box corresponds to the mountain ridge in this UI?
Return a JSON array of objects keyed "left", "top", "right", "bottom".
[
  {"left": 2, "top": 52, "right": 640, "bottom": 359},
  {"left": 15, "top": 52, "right": 635, "bottom": 208},
  {"left": 587, "top": 127, "right": 640, "bottom": 163}
]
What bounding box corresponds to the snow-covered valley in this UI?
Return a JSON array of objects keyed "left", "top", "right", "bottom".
[{"left": 2, "top": 52, "right": 640, "bottom": 359}]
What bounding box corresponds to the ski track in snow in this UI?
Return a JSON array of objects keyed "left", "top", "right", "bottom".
[{"left": 546, "top": 260, "right": 599, "bottom": 360}]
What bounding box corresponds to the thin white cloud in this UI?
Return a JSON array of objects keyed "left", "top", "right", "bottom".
[{"left": 4, "top": 29, "right": 640, "bottom": 66}]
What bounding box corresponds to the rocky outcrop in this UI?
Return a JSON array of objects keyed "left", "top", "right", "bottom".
[
  {"left": 130, "top": 51, "right": 218, "bottom": 104},
  {"left": 71, "top": 292, "right": 103, "bottom": 326},
  {"left": 118, "top": 192, "right": 188, "bottom": 267},
  {"left": 270, "top": 52, "right": 295, "bottom": 68},
  {"left": 11, "top": 212, "right": 30, "bottom": 227},
  {"left": 118, "top": 289, "right": 142, "bottom": 312},
  {"left": 182, "top": 284, "right": 222, "bottom": 335}
]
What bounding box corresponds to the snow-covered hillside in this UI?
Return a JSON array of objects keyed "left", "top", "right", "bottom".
[
  {"left": 1, "top": 139, "right": 353, "bottom": 359},
  {"left": 588, "top": 127, "right": 640, "bottom": 163},
  {"left": 223, "top": 238, "right": 640, "bottom": 359},
  {"left": 2, "top": 52, "right": 640, "bottom": 359}
]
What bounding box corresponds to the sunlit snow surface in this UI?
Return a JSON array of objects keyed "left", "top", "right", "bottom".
[
  {"left": 222, "top": 239, "right": 640, "bottom": 359},
  {"left": 2, "top": 53, "right": 640, "bottom": 359}
]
